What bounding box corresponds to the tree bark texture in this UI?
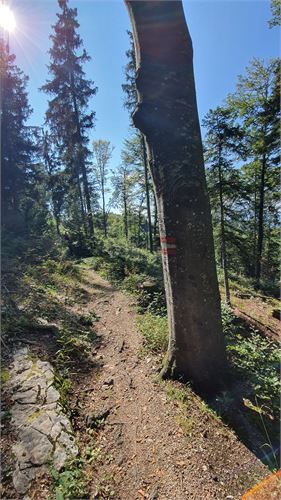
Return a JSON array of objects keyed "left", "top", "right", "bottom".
[{"left": 125, "top": 0, "right": 227, "bottom": 392}]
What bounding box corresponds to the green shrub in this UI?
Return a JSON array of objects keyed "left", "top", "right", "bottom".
[
  {"left": 136, "top": 313, "right": 168, "bottom": 353},
  {"left": 222, "top": 304, "right": 280, "bottom": 446}
]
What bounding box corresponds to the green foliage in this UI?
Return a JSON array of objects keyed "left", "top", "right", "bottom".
[
  {"left": 165, "top": 383, "right": 189, "bottom": 405},
  {"left": 42, "top": 0, "right": 97, "bottom": 240},
  {"left": 50, "top": 429, "right": 101, "bottom": 499},
  {"left": 222, "top": 304, "right": 280, "bottom": 418},
  {"left": 84, "top": 239, "right": 166, "bottom": 314},
  {"left": 136, "top": 313, "right": 168, "bottom": 353},
  {"left": 175, "top": 415, "right": 194, "bottom": 435},
  {"left": 51, "top": 459, "right": 87, "bottom": 499},
  {"left": 269, "top": 0, "right": 281, "bottom": 27},
  {"left": 53, "top": 373, "right": 71, "bottom": 409},
  {"left": 55, "top": 325, "right": 98, "bottom": 368}
]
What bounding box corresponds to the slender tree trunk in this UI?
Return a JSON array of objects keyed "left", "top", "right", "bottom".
[
  {"left": 141, "top": 134, "right": 153, "bottom": 252},
  {"left": 123, "top": 182, "right": 128, "bottom": 239},
  {"left": 101, "top": 180, "right": 107, "bottom": 237},
  {"left": 266, "top": 218, "right": 271, "bottom": 277},
  {"left": 137, "top": 197, "right": 144, "bottom": 246},
  {"left": 42, "top": 144, "right": 61, "bottom": 237},
  {"left": 153, "top": 192, "right": 158, "bottom": 246},
  {"left": 217, "top": 145, "right": 230, "bottom": 306},
  {"left": 252, "top": 165, "right": 258, "bottom": 277},
  {"left": 125, "top": 0, "right": 227, "bottom": 392},
  {"left": 71, "top": 157, "right": 88, "bottom": 236},
  {"left": 255, "top": 154, "right": 266, "bottom": 285},
  {"left": 70, "top": 73, "right": 94, "bottom": 236}
]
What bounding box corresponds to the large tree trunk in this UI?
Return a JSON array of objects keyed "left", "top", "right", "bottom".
[{"left": 125, "top": 0, "right": 227, "bottom": 392}]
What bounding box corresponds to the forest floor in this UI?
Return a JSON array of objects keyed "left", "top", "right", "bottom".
[{"left": 1, "top": 261, "right": 280, "bottom": 499}]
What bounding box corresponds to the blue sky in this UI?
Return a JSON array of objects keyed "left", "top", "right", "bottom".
[{"left": 10, "top": 0, "right": 279, "bottom": 170}]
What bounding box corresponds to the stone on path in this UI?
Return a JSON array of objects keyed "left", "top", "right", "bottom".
[{"left": 5, "top": 347, "right": 78, "bottom": 495}]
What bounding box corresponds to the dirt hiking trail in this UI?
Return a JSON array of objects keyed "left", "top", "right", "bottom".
[
  {"left": 68, "top": 268, "right": 268, "bottom": 500},
  {"left": 1, "top": 266, "right": 272, "bottom": 499}
]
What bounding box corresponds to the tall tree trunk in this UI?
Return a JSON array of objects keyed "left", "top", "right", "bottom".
[
  {"left": 71, "top": 156, "right": 88, "bottom": 236},
  {"left": 153, "top": 192, "right": 158, "bottom": 246},
  {"left": 255, "top": 154, "right": 266, "bottom": 285},
  {"left": 125, "top": 0, "right": 227, "bottom": 392},
  {"left": 123, "top": 181, "right": 128, "bottom": 239},
  {"left": 101, "top": 180, "right": 107, "bottom": 237},
  {"left": 218, "top": 145, "right": 230, "bottom": 306},
  {"left": 70, "top": 73, "right": 94, "bottom": 236},
  {"left": 252, "top": 165, "right": 258, "bottom": 277},
  {"left": 141, "top": 134, "right": 153, "bottom": 252},
  {"left": 42, "top": 143, "right": 61, "bottom": 237}
]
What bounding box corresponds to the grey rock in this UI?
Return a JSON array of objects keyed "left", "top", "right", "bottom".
[
  {"left": 13, "top": 468, "right": 32, "bottom": 494},
  {"left": 57, "top": 430, "right": 77, "bottom": 452},
  {"left": 13, "top": 464, "right": 47, "bottom": 494},
  {"left": 11, "top": 403, "right": 41, "bottom": 427},
  {"left": 13, "top": 358, "right": 33, "bottom": 375},
  {"left": 13, "top": 427, "right": 52, "bottom": 465},
  {"left": 36, "top": 360, "right": 54, "bottom": 376},
  {"left": 30, "top": 412, "right": 53, "bottom": 436},
  {"left": 45, "top": 385, "right": 60, "bottom": 404},
  {"left": 13, "top": 387, "right": 39, "bottom": 405},
  {"left": 7, "top": 348, "right": 78, "bottom": 494},
  {"left": 53, "top": 444, "right": 68, "bottom": 471}
]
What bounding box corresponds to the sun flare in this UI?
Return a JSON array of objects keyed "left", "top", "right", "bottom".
[{"left": 0, "top": 4, "right": 16, "bottom": 33}]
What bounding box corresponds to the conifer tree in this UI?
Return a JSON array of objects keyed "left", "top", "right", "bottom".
[
  {"left": 1, "top": 39, "right": 35, "bottom": 233},
  {"left": 203, "top": 106, "right": 244, "bottom": 305},
  {"left": 228, "top": 58, "right": 280, "bottom": 285},
  {"left": 269, "top": 0, "right": 281, "bottom": 27},
  {"left": 42, "top": 0, "right": 97, "bottom": 237}
]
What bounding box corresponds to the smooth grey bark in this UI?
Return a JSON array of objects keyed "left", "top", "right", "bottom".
[{"left": 125, "top": 0, "right": 227, "bottom": 392}]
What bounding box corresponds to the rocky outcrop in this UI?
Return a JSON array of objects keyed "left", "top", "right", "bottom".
[{"left": 6, "top": 348, "right": 78, "bottom": 495}]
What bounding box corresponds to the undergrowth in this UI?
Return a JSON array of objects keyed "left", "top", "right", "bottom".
[
  {"left": 84, "top": 243, "right": 280, "bottom": 460},
  {"left": 136, "top": 313, "right": 168, "bottom": 354},
  {"left": 50, "top": 428, "right": 102, "bottom": 500}
]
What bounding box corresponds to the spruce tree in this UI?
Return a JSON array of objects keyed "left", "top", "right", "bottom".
[
  {"left": 228, "top": 58, "right": 280, "bottom": 285},
  {"left": 1, "top": 39, "right": 35, "bottom": 233},
  {"left": 203, "top": 106, "right": 244, "bottom": 304},
  {"left": 42, "top": 0, "right": 97, "bottom": 237}
]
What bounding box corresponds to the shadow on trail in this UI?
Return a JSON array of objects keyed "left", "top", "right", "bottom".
[
  {"left": 1, "top": 268, "right": 104, "bottom": 379},
  {"left": 203, "top": 314, "right": 280, "bottom": 471}
]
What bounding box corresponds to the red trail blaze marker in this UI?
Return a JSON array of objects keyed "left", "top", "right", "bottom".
[{"left": 160, "top": 237, "right": 177, "bottom": 255}]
